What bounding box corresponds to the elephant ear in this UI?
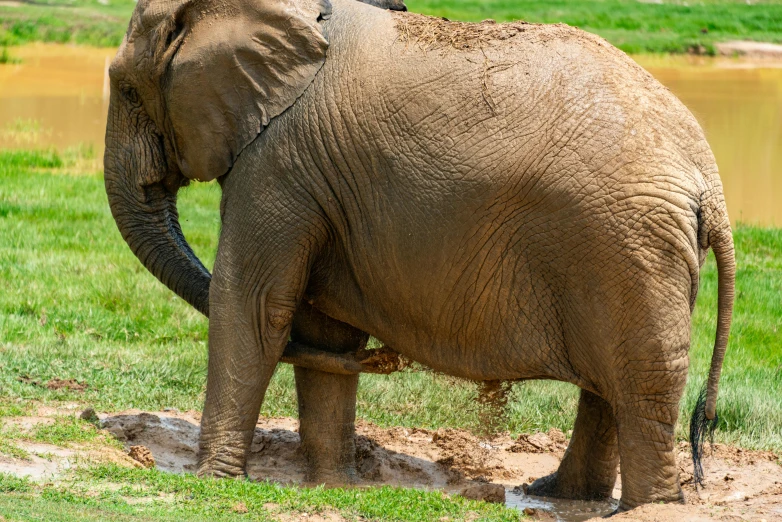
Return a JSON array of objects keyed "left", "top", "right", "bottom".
[{"left": 164, "top": 0, "right": 332, "bottom": 181}]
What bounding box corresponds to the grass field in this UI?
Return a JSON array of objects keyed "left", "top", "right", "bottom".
[
  {"left": 0, "top": 0, "right": 781, "bottom": 53},
  {"left": 0, "top": 148, "right": 781, "bottom": 519},
  {"left": 0, "top": 465, "right": 521, "bottom": 521}
]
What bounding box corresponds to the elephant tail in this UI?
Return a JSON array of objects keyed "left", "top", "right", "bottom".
[{"left": 690, "top": 187, "right": 735, "bottom": 487}]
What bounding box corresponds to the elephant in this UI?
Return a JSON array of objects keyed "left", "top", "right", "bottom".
[{"left": 104, "top": 0, "right": 735, "bottom": 512}]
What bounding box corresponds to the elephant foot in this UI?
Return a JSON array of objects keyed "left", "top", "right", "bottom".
[
  {"left": 526, "top": 471, "right": 614, "bottom": 501},
  {"left": 197, "top": 432, "right": 250, "bottom": 478},
  {"left": 617, "top": 493, "right": 684, "bottom": 513},
  {"left": 196, "top": 457, "right": 246, "bottom": 478},
  {"left": 525, "top": 472, "right": 560, "bottom": 497}
]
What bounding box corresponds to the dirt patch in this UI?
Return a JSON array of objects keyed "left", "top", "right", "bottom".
[
  {"left": 1, "top": 416, "right": 55, "bottom": 431},
  {"left": 97, "top": 411, "right": 781, "bottom": 521},
  {"left": 510, "top": 429, "right": 569, "bottom": 454},
  {"left": 1, "top": 408, "right": 780, "bottom": 520},
  {"left": 99, "top": 411, "right": 542, "bottom": 491},
  {"left": 716, "top": 40, "right": 782, "bottom": 59},
  {"left": 0, "top": 443, "right": 75, "bottom": 480},
  {"left": 16, "top": 376, "right": 87, "bottom": 392},
  {"left": 394, "top": 12, "right": 531, "bottom": 51},
  {"left": 45, "top": 378, "right": 88, "bottom": 392}
]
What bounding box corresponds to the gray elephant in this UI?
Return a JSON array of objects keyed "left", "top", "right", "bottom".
[{"left": 104, "top": 0, "right": 734, "bottom": 512}]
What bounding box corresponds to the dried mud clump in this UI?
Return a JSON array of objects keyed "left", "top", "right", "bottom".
[
  {"left": 80, "top": 407, "right": 98, "bottom": 422},
  {"left": 432, "top": 428, "right": 506, "bottom": 481},
  {"left": 457, "top": 482, "right": 506, "bottom": 504},
  {"left": 394, "top": 12, "right": 530, "bottom": 51},
  {"left": 357, "top": 346, "right": 413, "bottom": 374},
  {"left": 128, "top": 445, "right": 155, "bottom": 468},
  {"left": 509, "top": 428, "right": 568, "bottom": 454}
]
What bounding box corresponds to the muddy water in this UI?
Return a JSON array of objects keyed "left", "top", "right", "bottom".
[
  {"left": 0, "top": 45, "right": 780, "bottom": 226},
  {"left": 0, "top": 44, "right": 113, "bottom": 154},
  {"left": 505, "top": 489, "right": 619, "bottom": 521}
]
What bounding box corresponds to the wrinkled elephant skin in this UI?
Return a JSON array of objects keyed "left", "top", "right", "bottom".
[{"left": 103, "top": 0, "right": 735, "bottom": 512}]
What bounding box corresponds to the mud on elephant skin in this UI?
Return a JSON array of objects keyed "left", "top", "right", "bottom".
[{"left": 104, "top": 0, "right": 735, "bottom": 512}]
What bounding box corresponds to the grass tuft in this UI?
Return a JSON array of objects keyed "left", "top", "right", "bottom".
[{"left": 0, "top": 473, "right": 32, "bottom": 494}]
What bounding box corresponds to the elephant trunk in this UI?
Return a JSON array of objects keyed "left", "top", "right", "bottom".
[{"left": 104, "top": 96, "right": 211, "bottom": 317}]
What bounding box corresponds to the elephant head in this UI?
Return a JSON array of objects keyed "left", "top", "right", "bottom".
[{"left": 104, "top": 0, "right": 332, "bottom": 316}]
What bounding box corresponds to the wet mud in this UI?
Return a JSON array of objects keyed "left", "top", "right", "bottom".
[
  {"left": 0, "top": 408, "right": 779, "bottom": 521},
  {"left": 97, "top": 411, "right": 781, "bottom": 521}
]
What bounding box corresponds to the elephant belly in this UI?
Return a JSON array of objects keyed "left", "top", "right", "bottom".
[{"left": 306, "top": 218, "right": 582, "bottom": 384}]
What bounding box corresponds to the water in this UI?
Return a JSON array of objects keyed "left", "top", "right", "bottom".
[
  {"left": 0, "top": 44, "right": 113, "bottom": 154},
  {"left": 505, "top": 487, "right": 619, "bottom": 521},
  {"left": 0, "top": 44, "right": 780, "bottom": 227}
]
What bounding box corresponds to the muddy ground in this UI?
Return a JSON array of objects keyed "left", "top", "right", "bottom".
[{"left": 1, "top": 407, "right": 780, "bottom": 521}]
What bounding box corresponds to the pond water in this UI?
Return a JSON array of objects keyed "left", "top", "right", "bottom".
[{"left": 0, "top": 44, "right": 780, "bottom": 226}]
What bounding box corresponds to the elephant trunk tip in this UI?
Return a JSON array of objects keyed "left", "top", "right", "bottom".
[{"left": 689, "top": 384, "right": 719, "bottom": 489}]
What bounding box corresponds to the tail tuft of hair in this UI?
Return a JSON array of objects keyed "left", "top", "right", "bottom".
[{"left": 690, "top": 384, "right": 719, "bottom": 488}]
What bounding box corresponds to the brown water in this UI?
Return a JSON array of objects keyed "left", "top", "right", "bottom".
[
  {"left": 505, "top": 488, "right": 619, "bottom": 521},
  {"left": 0, "top": 44, "right": 113, "bottom": 153},
  {"left": 1, "top": 44, "right": 780, "bottom": 226}
]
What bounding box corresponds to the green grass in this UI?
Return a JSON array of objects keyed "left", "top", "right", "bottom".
[
  {"left": 1, "top": 0, "right": 781, "bottom": 53},
  {"left": 0, "top": 0, "right": 135, "bottom": 47},
  {"left": 407, "top": 0, "right": 782, "bottom": 54},
  {"left": 0, "top": 440, "right": 30, "bottom": 460},
  {"left": 0, "top": 468, "right": 520, "bottom": 522}
]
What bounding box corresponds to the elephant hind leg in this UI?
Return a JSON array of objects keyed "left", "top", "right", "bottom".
[
  {"left": 614, "top": 344, "right": 689, "bottom": 510},
  {"left": 291, "top": 303, "right": 369, "bottom": 485},
  {"left": 527, "top": 389, "right": 619, "bottom": 500}
]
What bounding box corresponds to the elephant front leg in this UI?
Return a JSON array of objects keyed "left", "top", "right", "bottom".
[
  {"left": 291, "top": 304, "right": 368, "bottom": 485},
  {"left": 197, "top": 247, "right": 310, "bottom": 478},
  {"left": 527, "top": 389, "right": 619, "bottom": 500}
]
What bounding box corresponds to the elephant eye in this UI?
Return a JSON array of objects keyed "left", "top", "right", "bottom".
[{"left": 121, "top": 86, "right": 140, "bottom": 106}]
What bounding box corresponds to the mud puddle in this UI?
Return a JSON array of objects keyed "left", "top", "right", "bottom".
[
  {"left": 1, "top": 407, "right": 780, "bottom": 521},
  {"left": 94, "top": 410, "right": 782, "bottom": 521},
  {"left": 506, "top": 490, "right": 618, "bottom": 521}
]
